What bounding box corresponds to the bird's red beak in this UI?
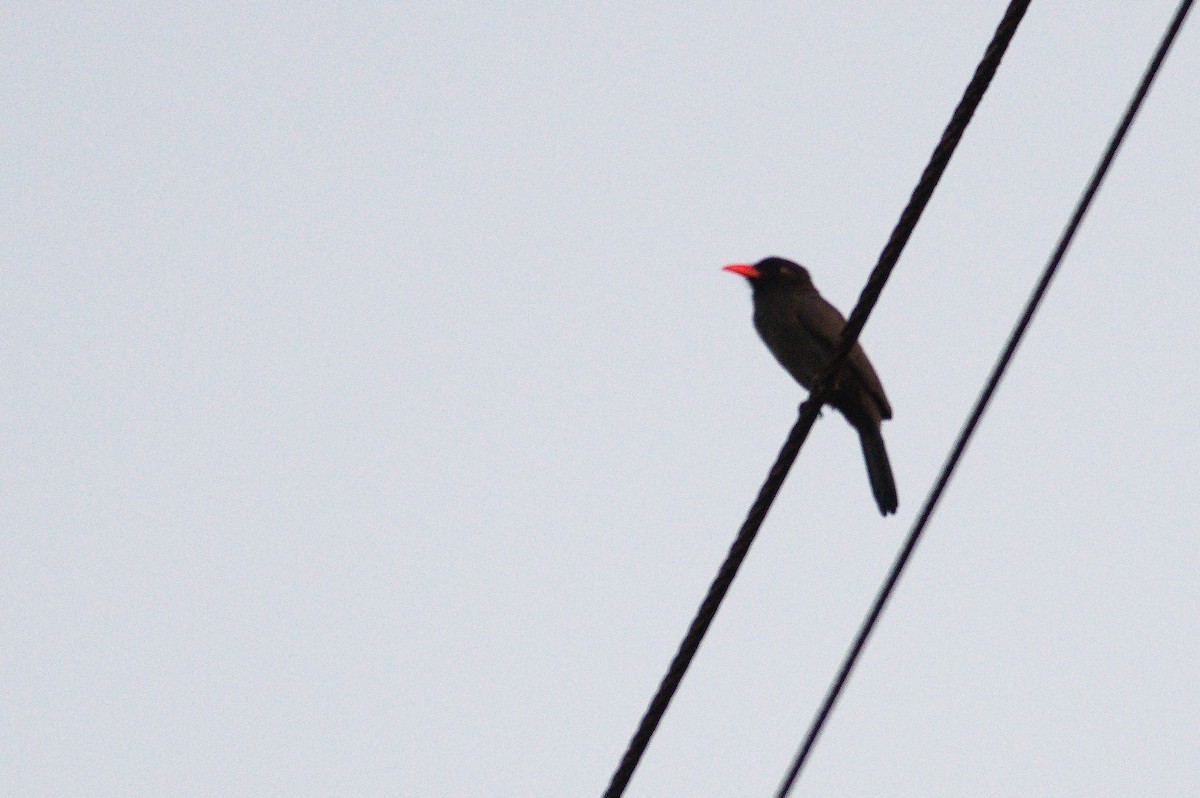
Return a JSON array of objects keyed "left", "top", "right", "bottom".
[{"left": 722, "top": 263, "right": 760, "bottom": 279}]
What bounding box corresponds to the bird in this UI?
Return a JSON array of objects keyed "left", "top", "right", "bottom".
[{"left": 723, "top": 256, "right": 898, "bottom": 515}]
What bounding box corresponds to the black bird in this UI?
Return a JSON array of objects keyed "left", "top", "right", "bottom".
[{"left": 724, "top": 256, "right": 898, "bottom": 515}]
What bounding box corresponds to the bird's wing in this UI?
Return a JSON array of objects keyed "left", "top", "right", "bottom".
[
  {"left": 793, "top": 291, "right": 849, "bottom": 348},
  {"left": 794, "top": 293, "right": 893, "bottom": 420}
]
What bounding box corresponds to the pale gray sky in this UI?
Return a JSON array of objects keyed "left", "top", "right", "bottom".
[{"left": 4, "top": 3, "right": 1198, "bottom": 796}]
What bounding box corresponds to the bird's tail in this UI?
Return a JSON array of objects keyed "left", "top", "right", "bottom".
[{"left": 857, "top": 423, "right": 898, "bottom": 516}]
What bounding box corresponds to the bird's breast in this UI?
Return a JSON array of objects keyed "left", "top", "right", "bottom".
[{"left": 752, "top": 301, "right": 826, "bottom": 390}]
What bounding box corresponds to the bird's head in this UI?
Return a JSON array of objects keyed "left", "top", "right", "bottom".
[{"left": 722, "top": 257, "right": 813, "bottom": 290}]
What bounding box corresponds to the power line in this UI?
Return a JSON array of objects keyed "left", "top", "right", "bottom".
[
  {"left": 600, "top": 3, "right": 1032, "bottom": 796},
  {"left": 774, "top": 2, "right": 1195, "bottom": 795}
]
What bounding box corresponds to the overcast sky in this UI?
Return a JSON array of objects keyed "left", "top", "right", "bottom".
[{"left": 4, "top": 3, "right": 1198, "bottom": 796}]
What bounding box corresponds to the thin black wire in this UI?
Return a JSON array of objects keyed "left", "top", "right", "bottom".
[
  {"left": 774, "top": 2, "right": 1194, "bottom": 795},
  {"left": 600, "top": 3, "right": 1031, "bottom": 796}
]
